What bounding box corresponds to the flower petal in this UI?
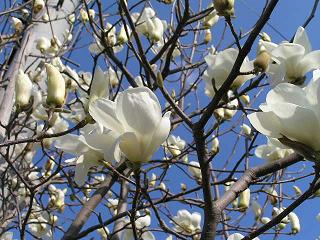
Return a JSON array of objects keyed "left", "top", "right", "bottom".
[
  {"left": 293, "top": 26, "right": 311, "bottom": 53},
  {"left": 74, "top": 154, "right": 100, "bottom": 186},
  {"left": 115, "top": 87, "right": 161, "bottom": 135},
  {"left": 247, "top": 112, "right": 282, "bottom": 138},
  {"left": 118, "top": 132, "right": 143, "bottom": 163},
  {"left": 89, "top": 98, "right": 124, "bottom": 133},
  {"left": 298, "top": 50, "right": 320, "bottom": 76},
  {"left": 54, "top": 134, "right": 88, "bottom": 154},
  {"left": 271, "top": 43, "right": 305, "bottom": 60}
]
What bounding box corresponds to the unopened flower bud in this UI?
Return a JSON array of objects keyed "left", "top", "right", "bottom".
[
  {"left": 42, "top": 13, "right": 49, "bottom": 22},
  {"left": 211, "top": 135, "right": 219, "bottom": 154},
  {"left": 261, "top": 217, "right": 271, "bottom": 224},
  {"left": 214, "top": 0, "right": 235, "bottom": 17},
  {"left": 68, "top": 14, "right": 76, "bottom": 23},
  {"left": 33, "top": 0, "right": 45, "bottom": 14},
  {"left": 267, "top": 188, "right": 278, "bottom": 205},
  {"left": 118, "top": 24, "right": 131, "bottom": 44},
  {"left": 45, "top": 63, "right": 66, "bottom": 107},
  {"left": 239, "top": 188, "right": 250, "bottom": 211},
  {"left": 204, "top": 29, "right": 212, "bottom": 44},
  {"left": 240, "top": 94, "right": 250, "bottom": 105},
  {"left": 260, "top": 32, "right": 271, "bottom": 42},
  {"left": 15, "top": 69, "right": 33, "bottom": 109},
  {"left": 289, "top": 212, "right": 300, "bottom": 234},
  {"left": 180, "top": 183, "right": 187, "bottom": 191},
  {"left": 11, "top": 17, "right": 23, "bottom": 33},
  {"left": 188, "top": 161, "right": 202, "bottom": 181},
  {"left": 214, "top": 108, "right": 225, "bottom": 120},
  {"left": 252, "top": 200, "right": 262, "bottom": 220},
  {"left": 36, "top": 37, "right": 51, "bottom": 53},
  {"left": 80, "top": 9, "right": 89, "bottom": 22},
  {"left": 242, "top": 124, "right": 252, "bottom": 138},
  {"left": 159, "top": 182, "right": 167, "bottom": 191},
  {"left": 293, "top": 185, "right": 302, "bottom": 196},
  {"left": 203, "top": 4, "right": 219, "bottom": 28},
  {"left": 254, "top": 44, "right": 270, "bottom": 73},
  {"left": 89, "top": 9, "right": 95, "bottom": 19},
  {"left": 149, "top": 173, "right": 157, "bottom": 187}
]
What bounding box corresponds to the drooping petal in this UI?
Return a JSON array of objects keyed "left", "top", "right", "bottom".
[
  {"left": 255, "top": 144, "right": 273, "bottom": 159},
  {"left": 74, "top": 154, "right": 100, "bottom": 186},
  {"left": 247, "top": 112, "right": 282, "bottom": 138},
  {"left": 261, "top": 41, "right": 278, "bottom": 53},
  {"left": 89, "top": 66, "right": 109, "bottom": 102},
  {"left": 293, "top": 26, "right": 311, "bottom": 53},
  {"left": 118, "top": 132, "right": 143, "bottom": 163},
  {"left": 89, "top": 98, "right": 124, "bottom": 133},
  {"left": 298, "top": 50, "right": 320, "bottom": 76},
  {"left": 115, "top": 87, "right": 162, "bottom": 135},
  {"left": 267, "top": 61, "right": 286, "bottom": 86}
]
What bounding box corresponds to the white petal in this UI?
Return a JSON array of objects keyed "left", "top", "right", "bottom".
[
  {"left": 247, "top": 112, "right": 282, "bottom": 138},
  {"left": 298, "top": 50, "right": 320, "bottom": 76},
  {"left": 255, "top": 144, "right": 272, "bottom": 159},
  {"left": 74, "top": 154, "right": 99, "bottom": 186},
  {"left": 141, "top": 231, "right": 156, "bottom": 240},
  {"left": 89, "top": 98, "right": 124, "bottom": 133},
  {"left": 115, "top": 87, "right": 161, "bottom": 135},
  {"left": 227, "top": 233, "right": 244, "bottom": 240},
  {"left": 269, "top": 102, "right": 320, "bottom": 150},
  {"left": 266, "top": 83, "right": 309, "bottom": 106},
  {"left": 55, "top": 134, "right": 88, "bottom": 154},
  {"left": 90, "top": 66, "right": 109, "bottom": 101},
  {"left": 261, "top": 41, "right": 278, "bottom": 53},
  {"left": 293, "top": 26, "right": 311, "bottom": 53},
  {"left": 118, "top": 132, "right": 143, "bottom": 163},
  {"left": 143, "top": 111, "right": 171, "bottom": 161},
  {"left": 271, "top": 43, "right": 305, "bottom": 60}
]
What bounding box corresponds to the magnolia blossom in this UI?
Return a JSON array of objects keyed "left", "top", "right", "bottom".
[
  {"left": 289, "top": 212, "right": 300, "bottom": 234},
  {"left": 164, "top": 135, "right": 186, "bottom": 156},
  {"left": 45, "top": 63, "right": 66, "bottom": 107},
  {"left": 55, "top": 124, "right": 120, "bottom": 185},
  {"left": 33, "top": 0, "right": 45, "bottom": 14},
  {"left": 202, "top": 3, "right": 219, "bottom": 28},
  {"left": 248, "top": 76, "right": 320, "bottom": 153},
  {"left": 89, "top": 87, "right": 171, "bottom": 164},
  {"left": 263, "top": 26, "right": 320, "bottom": 85},
  {"left": 227, "top": 233, "right": 259, "bottom": 240},
  {"left": 11, "top": 17, "right": 23, "bottom": 33},
  {"left": 203, "top": 48, "right": 253, "bottom": 96},
  {"left": 172, "top": 210, "right": 201, "bottom": 236},
  {"left": 122, "top": 213, "right": 155, "bottom": 240},
  {"left": 131, "top": 7, "right": 167, "bottom": 42},
  {"left": 36, "top": 37, "right": 51, "bottom": 53},
  {"left": 255, "top": 137, "right": 294, "bottom": 162}
]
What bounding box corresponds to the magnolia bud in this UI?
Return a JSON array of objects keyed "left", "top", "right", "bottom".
[
  {"left": 211, "top": 135, "right": 219, "bottom": 154},
  {"left": 241, "top": 124, "right": 252, "bottom": 138},
  {"left": 182, "top": 154, "right": 189, "bottom": 163},
  {"left": 214, "top": 0, "right": 235, "bottom": 17},
  {"left": 15, "top": 69, "right": 33, "bottom": 109},
  {"left": 11, "top": 17, "right": 23, "bottom": 33},
  {"left": 252, "top": 200, "right": 262, "bottom": 220},
  {"left": 159, "top": 182, "right": 167, "bottom": 191},
  {"left": 225, "top": 181, "right": 238, "bottom": 208},
  {"left": 180, "top": 183, "right": 187, "bottom": 191},
  {"left": 68, "top": 14, "right": 76, "bottom": 23},
  {"left": 149, "top": 173, "right": 157, "bottom": 187},
  {"left": 34, "top": 0, "right": 45, "bottom": 14},
  {"left": 203, "top": 4, "right": 219, "bottom": 28},
  {"left": 254, "top": 46, "right": 270, "bottom": 73},
  {"left": 45, "top": 63, "right": 66, "bottom": 107},
  {"left": 80, "top": 9, "right": 89, "bottom": 22},
  {"left": 97, "top": 227, "right": 109, "bottom": 239},
  {"left": 118, "top": 24, "right": 131, "bottom": 44},
  {"left": 289, "top": 212, "right": 300, "bottom": 234},
  {"left": 261, "top": 217, "right": 271, "bottom": 224},
  {"left": 36, "top": 37, "right": 51, "bottom": 53},
  {"left": 266, "top": 188, "right": 278, "bottom": 205},
  {"left": 188, "top": 161, "right": 202, "bottom": 181},
  {"left": 42, "top": 13, "right": 49, "bottom": 22},
  {"left": 214, "top": 108, "right": 225, "bottom": 120},
  {"left": 89, "top": 9, "right": 95, "bottom": 19},
  {"left": 293, "top": 185, "right": 302, "bottom": 196},
  {"left": 240, "top": 94, "right": 250, "bottom": 105},
  {"left": 260, "top": 32, "right": 271, "bottom": 42},
  {"left": 156, "top": 71, "right": 164, "bottom": 88},
  {"left": 204, "top": 29, "right": 212, "bottom": 44},
  {"left": 150, "top": 18, "right": 164, "bottom": 42},
  {"left": 239, "top": 188, "right": 250, "bottom": 211}
]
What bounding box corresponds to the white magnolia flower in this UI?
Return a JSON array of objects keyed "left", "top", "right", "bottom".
[
  {"left": 172, "top": 210, "right": 201, "bottom": 235},
  {"left": 118, "top": 24, "right": 131, "bottom": 44},
  {"left": 34, "top": 0, "right": 45, "bottom": 14},
  {"left": 89, "top": 66, "right": 110, "bottom": 104},
  {"left": 15, "top": 69, "right": 33, "bottom": 108},
  {"left": 252, "top": 200, "right": 262, "bottom": 220},
  {"left": 122, "top": 213, "right": 155, "bottom": 240},
  {"left": 188, "top": 161, "right": 202, "bottom": 181},
  {"left": 238, "top": 188, "right": 250, "bottom": 211},
  {"left": 97, "top": 226, "right": 109, "bottom": 240},
  {"left": 80, "top": 9, "right": 89, "bottom": 22},
  {"left": 214, "top": 0, "right": 235, "bottom": 17},
  {"left": 11, "top": 17, "right": 23, "bottom": 33},
  {"left": 89, "top": 87, "right": 171, "bottom": 164},
  {"left": 255, "top": 137, "right": 294, "bottom": 162},
  {"left": 248, "top": 75, "right": 320, "bottom": 153},
  {"left": 263, "top": 26, "right": 320, "bottom": 85},
  {"left": 227, "top": 233, "right": 259, "bottom": 240},
  {"left": 203, "top": 3, "right": 219, "bottom": 28},
  {"left": 203, "top": 48, "right": 253, "bottom": 96},
  {"left": 164, "top": 135, "right": 186, "bottom": 156},
  {"left": 55, "top": 124, "right": 120, "bottom": 185},
  {"left": 131, "top": 7, "right": 166, "bottom": 42}
]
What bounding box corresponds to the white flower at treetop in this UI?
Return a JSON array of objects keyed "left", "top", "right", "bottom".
[
  {"left": 131, "top": 7, "right": 156, "bottom": 35},
  {"left": 263, "top": 26, "right": 320, "bottom": 86},
  {"left": 172, "top": 209, "right": 201, "bottom": 235},
  {"left": 248, "top": 75, "right": 320, "bottom": 153},
  {"left": 164, "top": 134, "right": 186, "bottom": 156},
  {"left": 89, "top": 87, "right": 171, "bottom": 164},
  {"left": 255, "top": 137, "right": 294, "bottom": 162},
  {"left": 227, "top": 233, "right": 259, "bottom": 240},
  {"left": 203, "top": 48, "right": 253, "bottom": 96},
  {"left": 122, "top": 212, "right": 155, "bottom": 240}
]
